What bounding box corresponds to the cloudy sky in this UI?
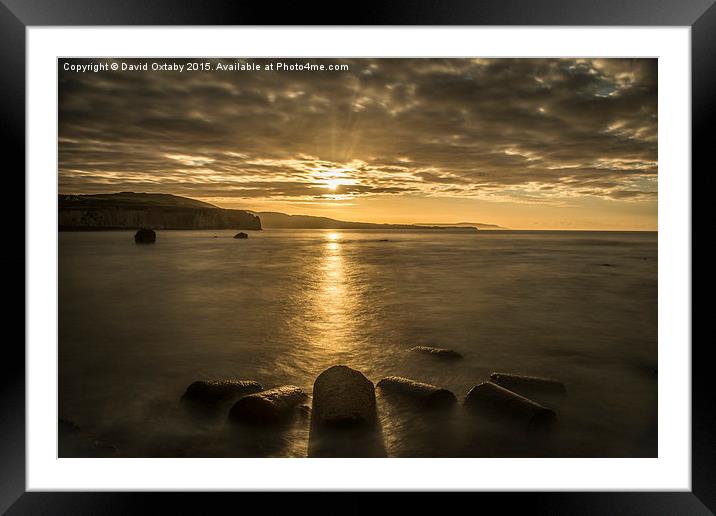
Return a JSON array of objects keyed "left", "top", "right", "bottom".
[{"left": 59, "top": 58, "right": 657, "bottom": 229}]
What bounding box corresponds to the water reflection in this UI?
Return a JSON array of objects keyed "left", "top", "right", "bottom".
[
  {"left": 312, "top": 231, "right": 358, "bottom": 357},
  {"left": 267, "top": 230, "right": 360, "bottom": 383}
]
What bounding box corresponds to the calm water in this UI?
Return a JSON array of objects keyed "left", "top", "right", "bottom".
[{"left": 59, "top": 229, "right": 657, "bottom": 457}]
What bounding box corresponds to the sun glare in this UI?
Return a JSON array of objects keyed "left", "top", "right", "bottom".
[
  {"left": 313, "top": 168, "right": 356, "bottom": 192},
  {"left": 325, "top": 178, "right": 342, "bottom": 190}
]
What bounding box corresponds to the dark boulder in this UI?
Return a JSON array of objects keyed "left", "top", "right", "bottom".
[
  {"left": 489, "top": 372, "right": 567, "bottom": 397},
  {"left": 464, "top": 381, "right": 555, "bottom": 428},
  {"left": 181, "top": 379, "right": 263, "bottom": 405},
  {"left": 228, "top": 385, "right": 307, "bottom": 424},
  {"left": 234, "top": 232, "right": 248, "bottom": 239},
  {"left": 410, "top": 346, "right": 463, "bottom": 359},
  {"left": 134, "top": 228, "right": 156, "bottom": 243},
  {"left": 308, "top": 365, "right": 385, "bottom": 457},
  {"left": 377, "top": 376, "right": 457, "bottom": 408},
  {"left": 311, "top": 365, "right": 377, "bottom": 428}
]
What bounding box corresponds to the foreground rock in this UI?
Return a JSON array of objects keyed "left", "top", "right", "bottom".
[
  {"left": 234, "top": 232, "right": 248, "bottom": 239},
  {"left": 309, "top": 365, "right": 385, "bottom": 457},
  {"left": 489, "top": 372, "right": 567, "bottom": 397},
  {"left": 312, "top": 365, "right": 377, "bottom": 428},
  {"left": 228, "top": 385, "right": 307, "bottom": 424},
  {"left": 134, "top": 228, "right": 156, "bottom": 244},
  {"left": 377, "top": 376, "right": 457, "bottom": 408},
  {"left": 464, "top": 382, "right": 555, "bottom": 428},
  {"left": 410, "top": 346, "right": 462, "bottom": 359},
  {"left": 181, "top": 379, "right": 263, "bottom": 405}
]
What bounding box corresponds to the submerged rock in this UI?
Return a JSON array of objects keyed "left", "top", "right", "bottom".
[
  {"left": 377, "top": 376, "right": 457, "bottom": 408},
  {"left": 181, "top": 379, "right": 263, "bottom": 405},
  {"left": 228, "top": 385, "right": 307, "bottom": 424},
  {"left": 464, "top": 381, "right": 555, "bottom": 428},
  {"left": 134, "top": 228, "right": 156, "bottom": 244},
  {"left": 311, "top": 365, "right": 377, "bottom": 428},
  {"left": 234, "top": 232, "right": 248, "bottom": 239},
  {"left": 410, "top": 346, "right": 463, "bottom": 359},
  {"left": 489, "top": 372, "right": 567, "bottom": 397}
]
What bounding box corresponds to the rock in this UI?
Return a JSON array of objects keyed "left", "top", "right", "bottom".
[
  {"left": 311, "top": 365, "right": 377, "bottom": 428},
  {"left": 134, "top": 228, "right": 156, "bottom": 243},
  {"left": 181, "top": 379, "right": 263, "bottom": 405},
  {"left": 377, "top": 376, "right": 457, "bottom": 408},
  {"left": 308, "top": 366, "right": 385, "bottom": 457},
  {"left": 464, "top": 381, "right": 555, "bottom": 428},
  {"left": 234, "top": 232, "right": 248, "bottom": 239},
  {"left": 228, "top": 385, "right": 307, "bottom": 424},
  {"left": 489, "top": 372, "right": 567, "bottom": 396},
  {"left": 410, "top": 346, "right": 463, "bottom": 359}
]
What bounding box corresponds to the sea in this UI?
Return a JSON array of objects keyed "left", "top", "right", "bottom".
[{"left": 58, "top": 229, "right": 658, "bottom": 457}]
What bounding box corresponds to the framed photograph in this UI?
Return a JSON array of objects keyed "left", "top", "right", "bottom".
[{"left": 5, "top": 0, "right": 706, "bottom": 513}]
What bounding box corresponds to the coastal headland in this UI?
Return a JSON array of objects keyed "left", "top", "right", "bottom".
[{"left": 59, "top": 192, "right": 486, "bottom": 232}]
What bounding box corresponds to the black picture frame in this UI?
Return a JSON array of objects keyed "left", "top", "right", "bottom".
[{"left": 2, "top": 0, "right": 706, "bottom": 513}]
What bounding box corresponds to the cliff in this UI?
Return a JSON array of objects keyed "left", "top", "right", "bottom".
[{"left": 59, "top": 193, "right": 261, "bottom": 230}]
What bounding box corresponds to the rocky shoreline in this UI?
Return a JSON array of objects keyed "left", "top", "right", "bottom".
[
  {"left": 175, "top": 361, "right": 566, "bottom": 456},
  {"left": 183, "top": 366, "right": 565, "bottom": 427},
  {"left": 59, "top": 336, "right": 570, "bottom": 457},
  {"left": 58, "top": 362, "right": 567, "bottom": 458}
]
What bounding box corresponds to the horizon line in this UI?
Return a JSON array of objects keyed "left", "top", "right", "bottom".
[{"left": 57, "top": 191, "right": 657, "bottom": 232}]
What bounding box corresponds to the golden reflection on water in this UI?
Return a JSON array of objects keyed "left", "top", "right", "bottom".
[{"left": 313, "top": 231, "right": 358, "bottom": 355}]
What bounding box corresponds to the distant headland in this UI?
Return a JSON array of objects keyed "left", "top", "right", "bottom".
[
  {"left": 247, "top": 211, "right": 485, "bottom": 231},
  {"left": 58, "top": 192, "right": 500, "bottom": 232}
]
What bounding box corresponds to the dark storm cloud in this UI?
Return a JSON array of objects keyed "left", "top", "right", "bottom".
[{"left": 58, "top": 58, "right": 657, "bottom": 202}]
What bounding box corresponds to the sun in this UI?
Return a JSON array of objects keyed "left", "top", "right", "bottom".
[
  {"left": 324, "top": 178, "right": 342, "bottom": 190},
  {"left": 313, "top": 167, "right": 357, "bottom": 192}
]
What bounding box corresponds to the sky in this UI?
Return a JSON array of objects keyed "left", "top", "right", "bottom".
[{"left": 59, "top": 58, "right": 657, "bottom": 230}]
